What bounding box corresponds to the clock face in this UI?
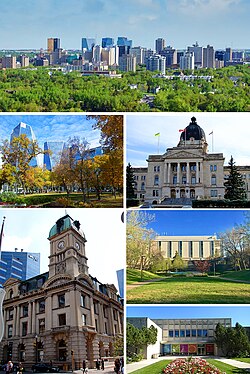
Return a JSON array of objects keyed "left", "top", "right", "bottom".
[
  {"left": 58, "top": 240, "right": 65, "bottom": 249},
  {"left": 75, "top": 242, "right": 80, "bottom": 250}
]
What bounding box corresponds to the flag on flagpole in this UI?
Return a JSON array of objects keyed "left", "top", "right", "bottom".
[
  {"left": 209, "top": 131, "right": 213, "bottom": 135},
  {"left": 179, "top": 128, "right": 186, "bottom": 132},
  {"left": 155, "top": 132, "right": 160, "bottom": 136}
]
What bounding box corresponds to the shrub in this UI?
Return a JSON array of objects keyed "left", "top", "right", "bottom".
[{"left": 162, "top": 358, "right": 226, "bottom": 374}]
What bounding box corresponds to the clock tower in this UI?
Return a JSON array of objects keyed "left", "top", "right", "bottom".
[{"left": 48, "top": 214, "right": 89, "bottom": 278}]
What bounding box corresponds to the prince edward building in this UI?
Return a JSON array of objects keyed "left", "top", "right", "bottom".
[
  {"left": 0, "top": 214, "right": 123, "bottom": 369},
  {"left": 132, "top": 117, "right": 250, "bottom": 206}
]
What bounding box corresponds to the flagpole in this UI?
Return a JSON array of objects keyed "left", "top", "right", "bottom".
[
  {"left": 157, "top": 135, "right": 160, "bottom": 154},
  {"left": 209, "top": 131, "right": 214, "bottom": 152},
  {"left": 0, "top": 216, "right": 6, "bottom": 254}
]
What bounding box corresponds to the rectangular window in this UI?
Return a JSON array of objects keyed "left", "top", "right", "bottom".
[
  {"left": 22, "top": 322, "right": 28, "bottom": 336},
  {"left": 179, "top": 241, "right": 182, "bottom": 257},
  {"left": 189, "top": 242, "right": 193, "bottom": 258},
  {"left": 180, "top": 330, "right": 185, "bottom": 337},
  {"left": 191, "top": 176, "right": 196, "bottom": 184},
  {"left": 58, "top": 294, "right": 65, "bottom": 308},
  {"left": 211, "top": 176, "right": 216, "bottom": 185},
  {"left": 38, "top": 299, "right": 45, "bottom": 313},
  {"left": 94, "top": 302, "right": 99, "bottom": 314},
  {"left": 80, "top": 294, "right": 85, "bottom": 308},
  {"left": 82, "top": 314, "right": 86, "bottom": 325},
  {"left": 186, "top": 330, "right": 190, "bottom": 337},
  {"left": 173, "top": 176, "right": 177, "bottom": 184},
  {"left": 210, "top": 241, "right": 214, "bottom": 257},
  {"left": 58, "top": 313, "right": 66, "bottom": 326},
  {"left": 8, "top": 325, "right": 13, "bottom": 338},
  {"left": 211, "top": 190, "right": 218, "bottom": 197},
  {"left": 95, "top": 318, "right": 98, "bottom": 332},
  {"left": 197, "top": 329, "right": 202, "bottom": 337},
  {"left": 103, "top": 307, "right": 108, "bottom": 318},
  {"left": 169, "top": 330, "right": 174, "bottom": 337},
  {"left": 39, "top": 319, "right": 45, "bottom": 334},
  {"left": 23, "top": 304, "right": 28, "bottom": 317},
  {"left": 192, "top": 329, "right": 196, "bottom": 337},
  {"left": 105, "top": 322, "right": 108, "bottom": 334},
  {"left": 8, "top": 308, "right": 14, "bottom": 320},
  {"left": 203, "top": 329, "right": 208, "bottom": 337},
  {"left": 199, "top": 241, "right": 204, "bottom": 258},
  {"left": 175, "top": 330, "right": 179, "bottom": 337},
  {"left": 168, "top": 242, "right": 172, "bottom": 258}
]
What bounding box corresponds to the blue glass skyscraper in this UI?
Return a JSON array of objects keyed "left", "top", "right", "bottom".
[
  {"left": 0, "top": 251, "right": 40, "bottom": 287},
  {"left": 102, "top": 37, "right": 114, "bottom": 48},
  {"left": 10, "top": 122, "right": 41, "bottom": 167},
  {"left": 44, "top": 141, "right": 65, "bottom": 171},
  {"left": 81, "top": 38, "right": 96, "bottom": 51}
]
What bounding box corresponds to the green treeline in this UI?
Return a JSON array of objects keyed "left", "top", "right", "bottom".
[{"left": 0, "top": 65, "right": 249, "bottom": 111}]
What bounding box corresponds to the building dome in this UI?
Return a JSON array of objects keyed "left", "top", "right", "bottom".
[
  {"left": 48, "top": 214, "right": 86, "bottom": 240},
  {"left": 180, "top": 117, "right": 206, "bottom": 142}
]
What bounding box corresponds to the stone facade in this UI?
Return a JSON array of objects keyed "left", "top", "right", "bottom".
[
  {"left": 132, "top": 117, "right": 250, "bottom": 205},
  {"left": 0, "top": 214, "right": 123, "bottom": 370}
]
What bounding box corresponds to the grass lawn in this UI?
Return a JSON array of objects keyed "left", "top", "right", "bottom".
[
  {"left": 128, "top": 360, "right": 171, "bottom": 374},
  {"left": 207, "top": 359, "right": 248, "bottom": 373},
  {"left": 219, "top": 270, "right": 250, "bottom": 282},
  {"left": 126, "top": 276, "right": 250, "bottom": 303},
  {"left": 129, "top": 359, "right": 247, "bottom": 374},
  {"left": 127, "top": 269, "right": 163, "bottom": 284},
  {"left": 233, "top": 358, "right": 250, "bottom": 363}
]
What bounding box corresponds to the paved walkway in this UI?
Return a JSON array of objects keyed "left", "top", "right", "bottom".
[
  {"left": 74, "top": 364, "right": 116, "bottom": 374},
  {"left": 126, "top": 356, "right": 250, "bottom": 373},
  {"left": 214, "top": 357, "right": 250, "bottom": 369}
]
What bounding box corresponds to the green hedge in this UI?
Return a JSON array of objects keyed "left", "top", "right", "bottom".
[{"left": 192, "top": 199, "right": 250, "bottom": 208}]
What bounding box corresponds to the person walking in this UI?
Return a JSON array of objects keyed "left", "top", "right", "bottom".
[
  {"left": 6, "top": 361, "right": 13, "bottom": 374},
  {"left": 101, "top": 359, "right": 104, "bottom": 371},
  {"left": 82, "top": 359, "right": 86, "bottom": 373}
]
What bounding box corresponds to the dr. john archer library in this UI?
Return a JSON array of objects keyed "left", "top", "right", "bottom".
[{"left": 127, "top": 317, "right": 231, "bottom": 359}]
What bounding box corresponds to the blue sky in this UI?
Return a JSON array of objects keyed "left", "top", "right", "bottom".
[
  {"left": 0, "top": 0, "right": 248, "bottom": 50},
  {"left": 126, "top": 113, "right": 250, "bottom": 167},
  {"left": 134, "top": 210, "right": 248, "bottom": 236},
  {"left": 0, "top": 114, "right": 101, "bottom": 149},
  {"left": 127, "top": 306, "right": 250, "bottom": 326},
  {"left": 0, "top": 209, "right": 125, "bottom": 288}
]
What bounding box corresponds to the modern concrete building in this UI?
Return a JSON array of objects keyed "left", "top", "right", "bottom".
[
  {"left": 127, "top": 317, "right": 232, "bottom": 359},
  {"left": 0, "top": 214, "right": 123, "bottom": 369},
  {"left": 153, "top": 235, "right": 221, "bottom": 262},
  {"left": 155, "top": 38, "right": 166, "bottom": 54},
  {"left": 187, "top": 42, "right": 203, "bottom": 68},
  {"left": 119, "top": 54, "right": 136, "bottom": 72},
  {"left": 203, "top": 45, "right": 215, "bottom": 68},
  {"left": 146, "top": 54, "right": 166, "bottom": 75},
  {"left": 180, "top": 52, "right": 194, "bottom": 70},
  {"left": 47, "top": 38, "right": 61, "bottom": 53}
]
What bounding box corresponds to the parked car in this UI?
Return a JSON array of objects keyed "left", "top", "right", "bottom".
[{"left": 31, "top": 363, "right": 60, "bottom": 373}]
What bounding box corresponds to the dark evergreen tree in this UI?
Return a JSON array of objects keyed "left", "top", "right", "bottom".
[
  {"left": 224, "top": 156, "right": 246, "bottom": 200},
  {"left": 126, "top": 163, "right": 136, "bottom": 199},
  {"left": 215, "top": 322, "right": 250, "bottom": 357}
]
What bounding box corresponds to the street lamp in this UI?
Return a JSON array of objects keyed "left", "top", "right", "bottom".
[{"left": 35, "top": 334, "right": 38, "bottom": 364}]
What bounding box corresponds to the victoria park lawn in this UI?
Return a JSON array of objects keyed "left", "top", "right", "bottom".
[
  {"left": 126, "top": 269, "right": 250, "bottom": 304},
  {"left": 129, "top": 359, "right": 249, "bottom": 374}
]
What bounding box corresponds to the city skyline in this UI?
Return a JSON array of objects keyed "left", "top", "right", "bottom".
[
  {"left": 0, "top": 209, "right": 125, "bottom": 289},
  {"left": 126, "top": 113, "right": 250, "bottom": 167},
  {"left": 126, "top": 306, "right": 250, "bottom": 327},
  {"left": 0, "top": 0, "right": 249, "bottom": 50},
  {"left": 0, "top": 115, "right": 101, "bottom": 150}
]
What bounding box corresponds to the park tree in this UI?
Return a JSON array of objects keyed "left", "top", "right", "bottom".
[
  {"left": 219, "top": 226, "right": 249, "bottom": 270},
  {"left": 215, "top": 322, "right": 250, "bottom": 357},
  {"left": 193, "top": 260, "right": 211, "bottom": 274},
  {"left": 126, "top": 322, "right": 158, "bottom": 359},
  {"left": 0, "top": 134, "right": 47, "bottom": 194},
  {"left": 51, "top": 148, "right": 75, "bottom": 197},
  {"left": 224, "top": 156, "right": 246, "bottom": 200},
  {"left": 126, "top": 211, "right": 155, "bottom": 269},
  {"left": 171, "top": 251, "right": 187, "bottom": 272}
]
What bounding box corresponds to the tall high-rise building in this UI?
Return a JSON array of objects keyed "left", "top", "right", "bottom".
[
  {"left": 2, "top": 56, "right": 16, "bottom": 69},
  {"left": 131, "top": 46, "right": 147, "bottom": 65},
  {"left": 203, "top": 45, "right": 215, "bottom": 68},
  {"left": 47, "top": 38, "right": 61, "bottom": 53},
  {"left": 225, "top": 47, "right": 233, "bottom": 62},
  {"left": 101, "top": 37, "right": 114, "bottom": 48},
  {"left": 187, "top": 42, "right": 203, "bottom": 68},
  {"left": 155, "top": 38, "right": 166, "bottom": 54},
  {"left": 117, "top": 36, "right": 132, "bottom": 48},
  {"left": 0, "top": 251, "right": 40, "bottom": 287},
  {"left": 119, "top": 54, "right": 136, "bottom": 72},
  {"left": 159, "top": 46, "right": 177, "bottom": 67},
  {"left": 43, "top": 141, "right": 65, "bottom": 171},
  {"left": 81, "top": 38, "right": 96, "bottom": 52},
  {"left": 180, "top": 51, "right": 195, "bottom": 70},
  {"left": 146, "top": 54, "right": 166, "bottom": 75},
  {"left": 10, "top": 122, "right": 41, "bottom": 168}
]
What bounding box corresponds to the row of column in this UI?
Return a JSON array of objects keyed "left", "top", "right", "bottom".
[{"left": 163, "top": 161, "right": 203, "bottom": 185}]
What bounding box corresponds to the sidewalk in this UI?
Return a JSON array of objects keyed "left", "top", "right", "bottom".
[
  {"left": 214, "top": 358, "right": 250, "bottom": 370},
  {"left": 74, "top": 364, "right": 115, "bottom": 374}
]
